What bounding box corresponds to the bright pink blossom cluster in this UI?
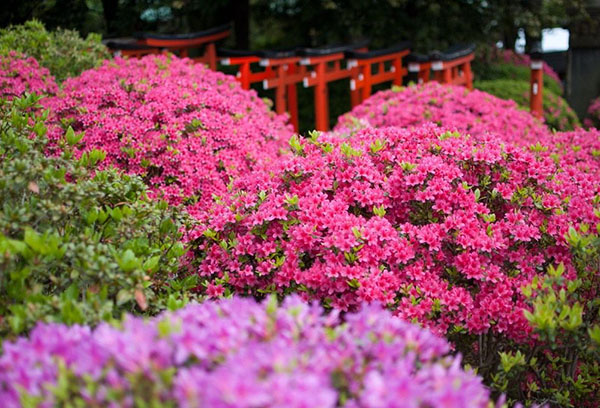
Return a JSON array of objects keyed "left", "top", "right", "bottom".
[
  {"left": 585, "top": 96, "right": 600, "bottom": 129},
  {"left": 545, "top": 127, "right": 600, "bottom": 175},
  {"left": 0, "top": 52, "right": 57, "bottom": 99},
  {"left": 44, "top": 55, "right": 293, "bottom": 211},
  {"left": 336, "top": 82, "right": 551, "bottom": 146},
  {"left": 194, "top": 124, "right": 598, "bottom": 341},
  {"left": 0, "top": 295, "right": 495, "bottom": 408}
]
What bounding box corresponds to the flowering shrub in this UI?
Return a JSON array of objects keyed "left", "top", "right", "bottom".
[
  {"left": 336, "top": 82, "right": 551, "bottom": 146},
  {"left": 0, "top": 295, "right": 495, "bottom": 408},
  {"left": 193, "top": 125, "right": 598, "bottom": 343},
  {"left": 545, "top": 128, "right": 600, "bottom": 176},
  {"left": 474, "top": 46, "right": 563, "bottom": 95},
  {"left": 475, "top": 79, "right": 579, "bottom": 131},
  {"left": 585, "top": 96, "right": 600, "bottom": 129},
  {"left": 498, "top": 49, "right": 562, "bottom": 88},
  {"left": 45, "top": 55, "right": 293, "bottom": 214},
  {"left": 0, "top": 94, "right": 198, "bottom": 337},
  {"left": 0, "top": 52, "right": 57, "bottom": 99},
  {"left": 0, "top": 20, "right": 110, "bottom": 83}
]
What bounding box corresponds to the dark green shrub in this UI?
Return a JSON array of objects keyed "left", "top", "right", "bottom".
[
  {"left": 475, "top": 79, "right": 580, "bottom": 131},
  {"left": 475, "top": 62, "right": 563, "bottom": 97},
  {"left": 0, "top": 20, "right": 110, "bottom": 83},
  {"left": 0, "top": 94, "right": 198, "bottom": 338}
]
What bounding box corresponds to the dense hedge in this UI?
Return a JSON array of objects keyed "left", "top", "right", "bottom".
[
  {"left": 0, "top": 52, "right": 57, "bottom": 99},
  {"left": 0, "top": 94, "right": 197, "bottom": 337},
  {"left": 336, "top": 82, "right": 550, "bottom": 146},
  {"left": 0, "top": 20, "right": 109, "bottom": 83},
  {"left": 0, "top": 295, "right": 496, "bottom": 408},
  {"left": 44, "top": 55, "right": 293, "bottom": 215},
  {"left": 475, "top": 79, "right": 580, "bottom": 131},
  {"left": 194, "top": 124, "right": 597, "bottom": 342}
]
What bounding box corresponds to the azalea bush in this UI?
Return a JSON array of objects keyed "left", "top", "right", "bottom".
[
  {"left": 0, "top": 52, "right": 57, "bottom": 99},
  {"left": 475, "top": 79, "right": 579, "bottom": 131},
  {"left": 193, "top": 125, "right": 598, "bottom": 342},
  {"left": 0, "top": 94, "right": 198, "bottom": 338},
  {"left": 0, "top": 295, "right": 496, "bottom": 408},
  {"left": 585, "top": 96, "right": 600, "bottom": 129},
  {"left": 336, "top": 82, "right": 551, "bottom": 146},
  {"left": 45, "top": 54, "right": 293, "bottom": 215},
  {"left": 0, "top": 20, "right": 109, "bottom": 83},
  {"left": 474, "top": 46, "right": 563, "bottom": 95}
]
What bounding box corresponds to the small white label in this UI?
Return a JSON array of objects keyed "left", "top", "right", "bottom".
[
  {"left": 259, "top": 59, "right": 269, "bottom": 67},
  {"left": 300, "top": 58, "right": 311, "bottom": 65},
  {"left": 303, "top": 77, "right": 309, "bottom": 88},
  {"left": 408, "top": 63, "right": 420, "bottom": 72},
  {"left": 350, "top": 79, "right": 356, "bottom": 90},
  {"left": 283, "top": 64, "right": 289, "bottom": 71},
  {"left": 358, "top": 73, "right": 364, "bottom": 81},
  {"left": 390, "top": 66, "right": 396, "bottom": 73},
  {"left": 221, "top": 58, "right": 231, "bottom": 66},
  {"left": 432, "top": 61, "right": 443, "bottom": 71},
  {"left": 236, "top": 71, "right": 241, "bottom": 78},
  {"left": 263, "top": 79, "right": 269, "bottom": 89},
  {"left": 311, "top": 71, "right": 317, "bottom": 78},
  {"left": 533, "top": 83, "right": 538, "bottom": 95},
  {"left": 115, "top": 50, "right": 122, "bottom": 57},
  {"left": 531, "top": 61, "right": 543, "bottom": 70},
  {"left": 347, "top": 60, "right": 357, "bottom": 68}
]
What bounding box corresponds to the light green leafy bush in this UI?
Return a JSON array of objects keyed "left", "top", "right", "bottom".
[
  {"left": 475, "top": 79, "right": 580, "bottom": 131},
  {"left": 0, "top": 20, "right": 110, "bottom": 83},
  {"left": 485, "top": 224, "right": 600, "bottom": 407},
  {"left": 0, "top": 94, "right": 199, "bottom": 338}
]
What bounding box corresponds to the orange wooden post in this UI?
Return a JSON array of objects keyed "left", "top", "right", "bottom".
[
  {"left": 300, "top": 43, "right": 368, "bottom": 131},
  {"left": 346, "top": 42, "right": 411, "bottom": 107},
  {"left": 418, "top": 62, "right": 432, "bottom": 83},
  {"left": 529, "top": 49, "right": 544, "bottom": 118},
  {"left": 136, "top": 24, "right": 230, "bottom": 70},
  {"left": 261, "top": 53, "right": 305, "bottom": 132},
  {"left": 219, "top": 50, "right": 277, "bottom": 91},
  {"left": 406, "top": 53, "right": 431, "bottom": 84},
  {"left": 312, "top": 60, "right": 330, "bottom": 131},
  {"left": 430, "top": 44, "right": 475, "bottom": 88}
]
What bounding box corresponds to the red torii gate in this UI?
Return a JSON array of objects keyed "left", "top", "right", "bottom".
[
  {"left": 104, "top": 38, "right": 161, "bottom": 58},
  {"left": 405, "top": 53, "right": 432, "bottom": 84},
  {"left": 346, "top": 42, "right": 411, "bottom": 107},
  {"left": 135, "top": 24, "right": 231, "bottom": 70},
  {"left": 429, "top": 44, "right": 475, "bottom": 90},
  {"left": 298, "top": 42, "right": 368, "bottom": 131}
]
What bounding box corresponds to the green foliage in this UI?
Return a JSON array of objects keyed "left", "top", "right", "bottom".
[
  {"left": 488, "top": 226, "right": 600, "bottom": 407},
  {"left": 0, "top": 20, "right": 110, "bottom": 83},
  {"left": 0, "top": 94, "right": 198, "bottom": 338},
  {"left": 475, "top": 62, "right": 563, "bottom": 96},
  {"left": 475, "top": 79, "right": 580, "bottom": 131}
]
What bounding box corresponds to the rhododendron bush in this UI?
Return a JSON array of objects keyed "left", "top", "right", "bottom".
[
  {"left": 0, "top": 296, "right": 495, "bottom": 408},
  {"left": 44, "top": 55, "right": 293, "bottom": 213},
  {"left": 193, "top": 125, "right": 598, "bottom": 342},
  {"left": 0, "top": 52, "right": 57, "bottom": 99},
  {"left": 336, "top": 82, "right": 551, "bottom": 146}
]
